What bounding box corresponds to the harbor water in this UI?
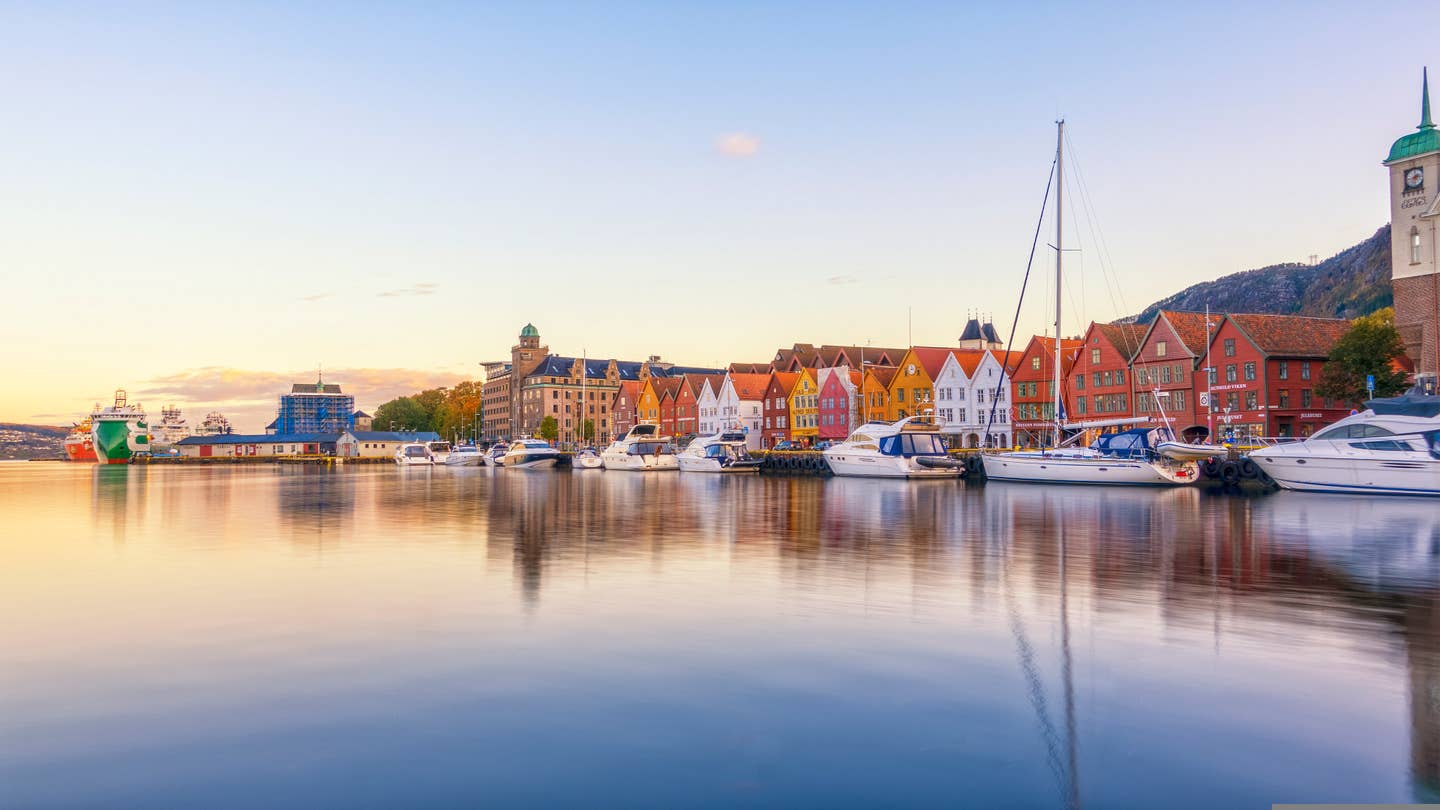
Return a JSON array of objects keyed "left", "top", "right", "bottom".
[{"left": 3, "top": 463, "right": 1438, "bottom": 807}]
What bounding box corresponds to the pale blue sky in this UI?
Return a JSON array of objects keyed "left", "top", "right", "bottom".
[{"left": 2, "top": 2, "right": 1435, "bottom": 426}]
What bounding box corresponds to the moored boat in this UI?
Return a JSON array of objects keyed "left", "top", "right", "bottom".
[
  {"left": 91, "top": 391, "right": 149, "bottom": 465},
  {"left": 482, "top": 443, "right": 509, "bottom": 468},
  {"left": 426, "top": 440, "right": 453, "bottom": 463},
  {"left": 500, "top": 439, "right": 561, "bottom": 469},
  {"left": 572, "top": 448, "right": 604, "bottom": 469},
  {"left": 677, "top": 431, "right": 762, "bottom": 473},
  {"left": 443, "top": 445, "right": 485, "bottom": 466},
  {"left": 63, "top": 418, "right": 97, "bottom": 462},
  {"left": 394, "top": 443, "right": 435, "bottom": 466},
  {"left": 823, "top": 416, "right": 965, "bottom": 479},
  {"left": 600, "top": 424, "right": 678, "bottom": 471}
]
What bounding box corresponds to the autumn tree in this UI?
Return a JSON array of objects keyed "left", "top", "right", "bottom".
[{"left": 1316, "top": 307, "right": 1409, "bottom": 406}]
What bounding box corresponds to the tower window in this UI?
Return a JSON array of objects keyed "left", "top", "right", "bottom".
[{"left": 1413, "top": 227, "right": 1422, "bottom": 265}]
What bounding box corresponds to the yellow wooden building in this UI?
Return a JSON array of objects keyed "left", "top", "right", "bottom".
[
  {"left": 787, "top": 368, "right": 820, "bottom": 445},
  {"left": 861, "top": 365, "right": 897, "bottom": 424}
]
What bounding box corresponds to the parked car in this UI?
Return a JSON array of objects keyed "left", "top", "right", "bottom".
[{"left": 771, "top": 441, "right": 795, "bottom": 451}]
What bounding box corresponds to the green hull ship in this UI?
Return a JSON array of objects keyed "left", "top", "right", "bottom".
[{"left": 91, "top": 390, "right": 149, "bottom": 465}]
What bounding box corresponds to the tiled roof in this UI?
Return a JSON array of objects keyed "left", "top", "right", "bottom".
[
  {"left": 947, "top": 348, "right": 988, "bottom": 376},
  {"left": 725, "top": 373, "right": 771, "bottom": 400},
  {"left": 1157, "top": 311, "right": 1215, "bottom": 357},
  {"left": 907, "top": 346, "right": 957, "bottom": 379},
  {"left": 691, "top": 373, "right": 726, "bottom": 398},
  {"left": 352, "top": 410, "right": 371, "bottom": 418},
  {"left": 768, "top": 372, "right": 801, "bottom": 397},
  {"left": 728, "top": 362, "right": 772, "bottom": 374},
  {"left": 1093, "top": 322, "right": 1148, "bottom": 361},
  {"left": 650, "top": 365, "right": 725, "bottom": 378},
  {"left": 651, "top": 378, "right": 683, "bottom": 400},
  {"left": 864, "top": 365, "right": 898, "bottom": 388},
  {"left": 1226, "top": 313, "right": 1351, "bottom": 357}
]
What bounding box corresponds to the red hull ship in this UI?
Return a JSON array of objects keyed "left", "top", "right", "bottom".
[{"left": 63, "top": 419, "right": 97, "bottom": 462}]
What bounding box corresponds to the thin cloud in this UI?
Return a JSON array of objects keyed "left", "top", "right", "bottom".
[
  {"left": 377, "top": 282, "right": 439, "bottom": 298},
  {"left": 827, "top": 274, "right": 858, "bottom": 286},
  {"left": 299, "top": 293, "right": 332, "bottom": 303},
  {"left": 716, "top": 132, "right": 760, "bottom": 158}
]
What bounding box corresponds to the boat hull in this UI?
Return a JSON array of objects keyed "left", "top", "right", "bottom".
[
  {"left": 676, "top": 456, "right": 760, "bottom": 473},
  {"left": 823, "top": 452, "right": 961, "bottom": 479},
  {"left": 443, "top": 454, "right": 484, "bottom": 467},
  {"left": 92, "top": 417, "right": 147, "bottom": 465},
  {"left": 503, "top": 456, "right": 558, "bottom": 470},
  {"left": 63, "top": 435, "right": 97, "bottom": 462},
  {"left": 981, "top": 453, "right": 1199, "bottom": 486},
  {"left": 601, "top": 453, "right": 679, "bottom": 471},
  {"left": 1249, "top": 453, "right": 1440, "bottom": 496}
]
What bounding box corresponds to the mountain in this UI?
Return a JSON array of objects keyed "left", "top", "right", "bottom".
[
  {"left": 1130, "top": 225, "right": 1391, "bottom": 324},
  {"left": 0, "top": 423, "right": 69, "bottom": 460}
]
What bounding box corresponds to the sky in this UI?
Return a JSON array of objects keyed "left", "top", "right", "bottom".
[{"left": 2, "top": 2, "right": 1436, "bottom": 430}]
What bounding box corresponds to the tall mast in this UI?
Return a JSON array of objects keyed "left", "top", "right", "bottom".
[{"left": 1053, "top": 119, "right": 1064, "bottom": 449}]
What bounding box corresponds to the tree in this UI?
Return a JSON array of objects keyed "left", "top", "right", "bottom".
[
  {"left": 580, "top": 419, "right": 595, "bottom": 442},
  {"left": 1316, "top": 307, "right": 1409, "bottom": 406},
  {"left": 538, "top": 415, "right": 559, "bottom": 442},
  {"left": 374, "top": 396, "right": 430, "bottom": 432}
]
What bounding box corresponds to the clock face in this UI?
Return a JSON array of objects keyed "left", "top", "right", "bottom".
[
  {"left": 907, "top": 364, "right": 917, "bottom": 375},
  {"left": 1406, "top": 167, "right": 1424, "bottom": 190}
]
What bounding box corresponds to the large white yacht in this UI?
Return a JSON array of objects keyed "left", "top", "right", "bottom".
[
  {"left": 1248, "top": 394, "right": 1440, "bottom": 495},
  {"left": 499, "top": 439, "right": 562, "bottom": 470},
  {"left": 601, "top": 424, "right": 679, "bottom": 471},
  {"left": 823, "top": 416, "right": 965, "bottom": 479},
  {"left": 677, "top": 431, "right": 762, "bottom": 473},
  {"left": 443, "top": 445, "right": 485, "bottom": 466},
  {"left": 426, "top": 440, "right": 453, "bottom": 463},
  {"left": 982, "top": 427, "right": 1201, "bottom": 486}
]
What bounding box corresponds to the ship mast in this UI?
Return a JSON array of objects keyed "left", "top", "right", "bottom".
[{"left": 1052, "top": 119, "right": 1064, "bottom": 449}]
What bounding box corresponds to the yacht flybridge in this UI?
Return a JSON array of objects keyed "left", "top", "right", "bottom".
[
  {"left": 677, "top": 432, "right": 762, "bottom": 473},
  {"left": 979, "top": 120, "right": 1201, "bottom": 488},
  {"left": 823, "top": 416, "right": 966, "bottom": 479},
  {"left": 601, "top": 423, "right": 678, "bottom": 471},
  {"left": 1248, "top": 393, "right": 1440, "bottom": 495}
]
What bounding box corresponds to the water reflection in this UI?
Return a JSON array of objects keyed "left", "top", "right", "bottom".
[{"left": 4, "top": 466, "right": 1440, "bottom": 807}]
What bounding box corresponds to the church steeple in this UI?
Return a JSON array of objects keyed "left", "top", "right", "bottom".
[
  {"left": 1422, "top": 66, "right": 1434, "bottom": 131},
  {"left": 1387, "top": 67, "right": 1440, "bottom": 163}
]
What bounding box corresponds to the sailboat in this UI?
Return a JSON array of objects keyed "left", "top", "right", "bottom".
[{"left": 981, "top": 121, "right": 1200, "bottom": 486}]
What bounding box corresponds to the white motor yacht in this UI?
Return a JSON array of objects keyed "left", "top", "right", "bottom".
[
  {"left": 443, "top": 445, "right": 485, "bottom": 467},
  {"left": 1248, "top": 394, "right": 1440, "bottom": 495},
  {"left": 571, "top": 448, "right": 604, "bottom": 469},
  {"left": 426, "top": 440, "right": 453, "bottom": 463},
  {"left": 482, "top": 443, "right": 509, "bottom": 468},
  {"left": 982, "top": 428, "right": 1201, "bottom": 486},
  {"left": 394, "top": 443, "right": 435, "bottom": 466},
  {"left": 823, "top": 416, "right": 966, "bottom": 479},
  {"left": 499, "top": 439, "right": 562, "bottom": 470},
  {"left": 600, "top": 424, "right": 679, "bottom": 471},
  {"left": 677, "top": 431, "right": 762, "bottom": 473}
]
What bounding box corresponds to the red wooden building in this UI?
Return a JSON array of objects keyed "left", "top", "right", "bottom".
[
  {"left": 1209, "top": 313, "right": 1351, "bottom": 440},
  {"left": 1064, "top": 322, "right": 1146, "bottom": 422},
  {"left": 1009, "top": 335, "right": 1081, "bottom": 447},
  {"left": 1132, "top": 310, "right": 1215, "bottom": 433},
  {"left": 609, "top": 380, "right": 641, "bottom": 440},
  {"left": 817, "top": 367, "right": 862, "bottom": 441},
  {"left": 653, "top": 378, "right": 682, "bottom": 439},
  {"left": 762, "top": 372, "right": 800, "bottom": 447}
]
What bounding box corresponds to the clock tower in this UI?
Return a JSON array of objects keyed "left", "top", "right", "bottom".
[{"left": 1386, "top": 68, "right": 1440, "bottom": 385}]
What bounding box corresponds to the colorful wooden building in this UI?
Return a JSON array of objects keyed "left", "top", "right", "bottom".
[
  {"left": 1065, "top": 322, "right": 1146, "bottom": 423},
  {"left": 1009, "top": 336, "right": 1082, "bottom": 447},
  {"left": 762, "top": 372, "right": 800, "bottom": 447},
  {"left": 1132, "top": 310, "right": 1215, "bottom": 433},
  {"left": 817, "top": 367, "right": 862, "bottom": 441},
  {"left": 1208, "top": 313, "right": 1351, "bottom": 440},
  {"left": 787, "top": 368, "right": 820, "bottom": 447}
]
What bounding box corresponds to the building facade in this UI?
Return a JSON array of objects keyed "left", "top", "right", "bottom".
[
  {"left": 817, "top": 367, "right": 861, "bottom": 441},
  {"left": 717, "top": 373, "right": 768, "bottom": 450},
  {"left": 1386, "top": 69, "right": 1440, "bottom": 387},
  {"left": 934, "top": 349, "right": 1010, "bottom": 448},
  {"left": 610, "top": 380, "right": 641, "bottom": 440},
  {"left": 1009, "top": 336, "right": 1081, "bottom": 447},
  {"left": 1065, "top": 322, "right": 1145, "bottom": 423},
  {"left": 1132, "top": 311, "right": 1213, "bottom": 433},
  {"left": 787, "top": 368, "right": 820, "bottom": 446},
  {"left": 762, "top": 372, "right": 799, "bottom": 447},
  {"left": 274, "top": 377, "right": 355, "bottom": 434},
  {"left": 1209, "top": 314, "right": 1351, "bottom": 439}
]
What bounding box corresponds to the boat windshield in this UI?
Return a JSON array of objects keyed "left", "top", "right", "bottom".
[
  {"left": 628, "top": 441, "right": 673, "bottom": 455},
  {"left": 705, "top": 443, "right": 744, "bottom": 460},
  {"left": 428, "top": 442, "right": 452, "bottom": 452},
  {"left": 879, "top": 434, "right": 947, "bottom": 456},
  {"left": 403, "top": 446, "right": 428, "bottom": 458}
]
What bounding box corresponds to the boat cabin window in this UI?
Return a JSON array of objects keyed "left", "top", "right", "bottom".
[
  {"left": 629, "top": 441, "right": 673, "bottom": 455},
  {"left": 1349, "top": 439, "right": 1414, "bottom": 452},
  {"left": 1314, "top": 424, "right": 1395, "bottom": 441},
  {"left": 404, "top": 446, "right": 429, "bottom": 458},
  {"left": 428, "top": 442, "right": 452, "bottom": 452},
  {"left": 879, "top": 434, "right": 947, "bottom": 456}
]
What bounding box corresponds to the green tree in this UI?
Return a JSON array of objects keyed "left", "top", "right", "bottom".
[
  {"left": 580, "top": 418, "right": 595, "bottom": 442},
  {"left": 412, "top": 387, "right": 449, "bottom": 431},
  {"left": 374, "top": 396, "right": 430, "bottom": 432},
  {"left": 538, "top": 415, "right": 559, "bottom": 442},
  {"left": 1316, "top": 307, "right": 1409, "bottom": 406}
]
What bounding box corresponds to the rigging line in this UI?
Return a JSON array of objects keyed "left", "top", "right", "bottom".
[
  {"left": 1066, "top": 132, "right": 1138, "bottom": 349},
  {"left": 1062, "top": 165, "right": 1085, "bottom": 334},
  {"left": 985, "top": 156, "right": 1058, "bottom": 441},
  {"left": 1004, "top": 549, "right": 1069, "bottom": 806}
]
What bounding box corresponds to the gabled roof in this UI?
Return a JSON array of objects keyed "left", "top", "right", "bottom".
[
  {"left": 864, "top": 365, "right": 898, "bottom": 388},
  {"left": 650, "top": 365, "right": 725, "bottom": 378},
  {"left": 651, "top": 377, "right": 683, "bottom": 401},
  {"left": 611, "top": 380, "right": 642, "bottom": 402},
  {"left": 689, "top": 373, "right": 726, "bottom": 399},
  {"left": 1016, "top": 336, "right": 1083, "bottom": 377},
  {"left": 729, "top": 362, "right": 773, "bottom": 374},
  {"left": 767, "top": 371, "right": 801, "bottom": 397},
  {"left": 1091, "top": 322, "right": 1148, "bottom": 361},
  {"left": 725, "top": 373, "right": 771, "bottom": 401},
  {"left": 352, "top": 410, "right": 371, "bottom": 419},
  {"left": 1154, "top": 311, "right": 1214, "bottom": 357},
  {"left": 943, "top": 348, "right": 988, "bottom": 377},
  {"left": 905, "top": 346, "right": 957, "bottom": 380},
  {"left": 1224, "top": 313, "right": 1351, "bottom": 357}
]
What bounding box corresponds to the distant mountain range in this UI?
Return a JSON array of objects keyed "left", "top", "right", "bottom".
[
  {"left": 1129, "top": 225, "right": 1391, "bottom": 324},
  {"left": 0, "top": 423, "right": 68, "bottom": 460}
]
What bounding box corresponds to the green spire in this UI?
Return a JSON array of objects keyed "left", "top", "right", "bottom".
[{"left": 1423, "top": 66, "right": 1434, "bottom": 130}]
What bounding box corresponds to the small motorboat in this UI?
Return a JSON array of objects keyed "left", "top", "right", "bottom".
[
  {"left": 572, "top": 448, "right": 604, "bottom": 469},
  {"left": 1157, "top": 425, "right": 1221, "bottom": 461},
  {"left": 823, "top": 416, "right": 964, "bottom": 479},
  {"left": 444, "top": 445, "right": 485, "bottom": 467},
  {"left": 482, "top": 443, "right": 509, "bottom": 468},
  {"left": 677, "top": 431, "right": 762, "bottom": 473},
  {"left": 394, "top": 443, "right": 435, "bottom": 466},
  {"left": 500, "top": 439, "right": 562, "bottom": 470},
  {"left": 600, "top": 424, "right": 679, "bottom": 471},
  {"left": 426, "top": 440, "right": 453, "bottom": 464}
]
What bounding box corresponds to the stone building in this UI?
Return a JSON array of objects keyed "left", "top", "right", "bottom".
[{"left": 1386, "top": 69, "right": 1440, "bottom": 389}]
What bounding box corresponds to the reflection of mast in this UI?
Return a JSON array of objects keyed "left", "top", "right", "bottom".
[{"left": 1059, "top": 520, "right": 1080, "bottom": 810}]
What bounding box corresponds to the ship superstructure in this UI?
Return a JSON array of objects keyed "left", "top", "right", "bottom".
[{"left": 91, "top": 390, "right": 149, "bottom": 465}]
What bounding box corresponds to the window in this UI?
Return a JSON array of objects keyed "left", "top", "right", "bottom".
[
  {"left": 1076, "top": 375, "right": 1085, "bottom": 391},
  {"left": 1244, "top": 362, "right": 1256, "bottom": 381},
  {"left": 958, "top": 408, "right": 967, "bottom": 422},
  {"left": 1414, "top": 227, "right": 1423, "bottom": 264},
  {"left": 1115, "top": 369, "right": 1125, "bottom": 385},
  {"left": 897, "top": 388, "right": 906, "bottom": 402},
  {"left": 1279, "top": 389, "right": 1290, "bottom": 408},
  {"left": 1301, "top": 389, "right": 1313, "bottom": 408},
  {"left": 1278, "top": 361, "right": 1289, "bottom": 380},
  {"left": 1224, "top": 338, "right": 1236, "bottom": 357},
  {"left": 1091, "top": 348, "right": 1101, "bottom": 365},
  {"left": 1103, "top": 371, "right": 1113, "bottom": 387},
  {"left": 1245, "top": 391, "right": 1257, "bottom": 410},
  {"left": 1076, "top": 396, "right": 1087, "bottom": 414},
  {"left": 1156, "top": 340, "right": 1168, "bottom": 357},
  {"left": 1032, "top": 356, "right": 1041, "bottom": 370},
  {"left": 1226, "top": 392, "right": 1240, "bottom": 411},
  {"left": 1161, "top": 366, "right": 1172, "bottom": 384},
  {"left": 1301, "top": 362, "right": 1311, "bottom": 380},
  {"left": 1225, "top": 364, "right": 1237, "bottom": 382}
]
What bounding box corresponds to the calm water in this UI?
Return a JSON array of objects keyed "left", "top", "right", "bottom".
[{"left": 3, "top": 464, "right": 1439, "bottom": 808}]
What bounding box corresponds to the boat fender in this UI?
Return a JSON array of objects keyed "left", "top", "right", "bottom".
[
  {"left": 1200, "top": 458, "right": 1221, "bottom": 479},
  {"left": 1238, "top": 457, "right": 1260, "bottom": 480},
  {"left": 1218, "top": 460, "right": 1241, "bottom": 486}
]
